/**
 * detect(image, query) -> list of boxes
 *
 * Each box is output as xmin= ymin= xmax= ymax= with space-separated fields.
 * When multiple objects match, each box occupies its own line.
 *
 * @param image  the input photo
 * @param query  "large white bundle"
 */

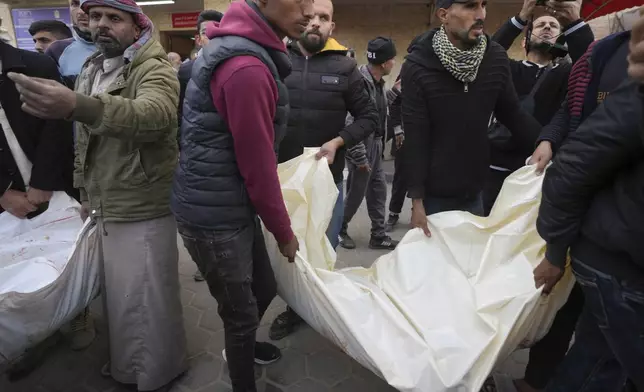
xmin=0 ymin=193 xmax=100 ymax=364
xmin=264 ymin=149 xmax=573 ymax=392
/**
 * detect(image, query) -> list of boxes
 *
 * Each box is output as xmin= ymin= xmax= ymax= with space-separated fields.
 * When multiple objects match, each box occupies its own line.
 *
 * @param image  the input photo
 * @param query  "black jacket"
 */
xmin=277 ymin=40 xmax=377 ymax=183
xmin=537 ymin=80 xmax=644 ymax=281
xmin=489 ymin=18 xmax=594 ymax=170
xmin=177 ymin=59 xmax=194 ymax=132
xmin=0 ymin=42 xmax=75 ymax=210
xmin=401 ymin=29 xmax=542 ymax=199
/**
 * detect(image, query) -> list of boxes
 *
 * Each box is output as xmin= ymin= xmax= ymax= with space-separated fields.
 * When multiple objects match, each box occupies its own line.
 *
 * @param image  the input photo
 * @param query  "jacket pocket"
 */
xmin=116 ymin=149 xmax=150 ymax=188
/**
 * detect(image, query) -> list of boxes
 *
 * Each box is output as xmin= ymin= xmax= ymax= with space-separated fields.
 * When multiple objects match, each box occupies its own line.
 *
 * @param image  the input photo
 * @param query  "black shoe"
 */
xmin=269 ymin=309 xmax=304 ymax=341
xmin=385 ymin=214 xmax=400 ymax=232
xmin=222 ymin=342 xmax=282 ymax=365
xmin=339 ymin=231 xmax=356 ymax=249
xmin=369 ymin=235 xmax=399 ymax=250
xmin=193 ymin=270 xmax=205 ymax=282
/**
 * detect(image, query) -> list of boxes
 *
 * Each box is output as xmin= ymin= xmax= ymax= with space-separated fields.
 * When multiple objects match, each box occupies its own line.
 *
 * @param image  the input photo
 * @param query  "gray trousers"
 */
xmin=344 ymin=135 xmax=387 ymax=238
xmin=98 ymin=214 xmax=187 ymax=391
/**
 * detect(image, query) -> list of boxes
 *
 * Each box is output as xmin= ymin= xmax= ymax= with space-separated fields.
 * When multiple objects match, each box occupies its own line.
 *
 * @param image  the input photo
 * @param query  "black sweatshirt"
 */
xmin=489 ymin=17 xmax=594 ymax=171
xmin=401 ymin=29 xmax=542 ymax=199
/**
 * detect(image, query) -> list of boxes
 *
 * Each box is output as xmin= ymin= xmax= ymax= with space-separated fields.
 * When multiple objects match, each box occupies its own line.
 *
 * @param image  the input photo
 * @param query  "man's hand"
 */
xmin=6 ymin=72 xmax=77 ymax=120
xmin=357 ymin=163 xmax=371 ymax=173
xmin=278 ymin=235 xmax=300 ymax=263
xmin=628 ymin=7 xmax=644 ymax=84
xmin=395 ymin=134 xmax=405 ymax=149
xmin=411 ymin=199 xmax=431 ymax=237
xmin=529 ymin=141 xmax=553 ymax=175
xmin=534 ymin=257 xmax=564 ymax=295
xmin=546 ymin=0 xmax=582 ymax=27
xmin=26 ymin=188 xmax=53 ymax=206
xmin=0 ymin=190 xmax=37 ymax=218
xmin=80 ymin=201 xmax=91 ymax=222
xmin=316 ymin=137 xmax=345 ymax=165
xmin=519 ymin=0 xmax=537 ymax=21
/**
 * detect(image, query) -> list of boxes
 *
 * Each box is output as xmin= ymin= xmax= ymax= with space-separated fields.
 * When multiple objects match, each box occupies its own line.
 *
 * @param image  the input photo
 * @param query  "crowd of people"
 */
xmin=0 ymin=0 xmax=642 ymax=391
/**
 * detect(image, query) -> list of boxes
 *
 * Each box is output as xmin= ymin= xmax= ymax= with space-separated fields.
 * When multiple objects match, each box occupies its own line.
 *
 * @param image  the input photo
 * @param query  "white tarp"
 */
xmin=0 ymin=193 xmax=100 ymax=364
xmin=0 ymin=149 xmax=573 ymax=390
xmin=264 ymin=149 xmax=574 ymax=392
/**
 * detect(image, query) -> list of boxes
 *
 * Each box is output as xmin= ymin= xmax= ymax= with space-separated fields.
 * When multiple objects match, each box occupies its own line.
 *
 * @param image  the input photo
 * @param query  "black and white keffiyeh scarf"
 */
xmin=432 ymin=26 xmax=487 ymax=83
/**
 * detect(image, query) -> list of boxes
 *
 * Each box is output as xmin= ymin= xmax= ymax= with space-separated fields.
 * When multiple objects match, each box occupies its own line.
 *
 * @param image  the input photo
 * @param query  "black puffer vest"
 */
xmin=171 ymin=35 xmax=290 ymax=230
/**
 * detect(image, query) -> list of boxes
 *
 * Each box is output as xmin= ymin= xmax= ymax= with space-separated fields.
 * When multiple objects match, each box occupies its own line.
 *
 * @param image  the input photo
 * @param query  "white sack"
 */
xmin=264 ymin=149 xmax=574 ymax=392
xmin=0 ymin=192 xmax=100 ymax=363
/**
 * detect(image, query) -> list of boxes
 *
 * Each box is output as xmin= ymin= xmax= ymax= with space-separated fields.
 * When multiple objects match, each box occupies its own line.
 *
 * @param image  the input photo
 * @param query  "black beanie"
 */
xmin=367 ymin=37 xmax=397 ymax=65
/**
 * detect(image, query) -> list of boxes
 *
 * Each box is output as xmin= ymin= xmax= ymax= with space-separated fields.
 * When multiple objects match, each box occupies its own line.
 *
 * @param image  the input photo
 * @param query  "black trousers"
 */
xmin=389 ymin=143 xmax=407 ymax=214
xmin=178 ymin=218 xmax=277 ymax=392
xmin=525 ymin=282 xmax=585 ymax=388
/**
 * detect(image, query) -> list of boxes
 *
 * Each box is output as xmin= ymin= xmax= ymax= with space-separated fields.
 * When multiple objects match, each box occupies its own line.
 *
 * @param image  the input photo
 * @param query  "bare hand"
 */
xmin=0 ymin=190 xmax=37 ymax=218
xmin=26 ymin=187 xmax=53 ymax=206
xmin=519 ymin=0 xmax=538 ymax=21
xmin=395 ymin=134 xmax=405 ymax=149
xmin=316 ymin=137 xmax=344 ymax=165
xmin=546 ymin=0 xmax=582 ymax=26
xmin=278 ymin=235 xmax=300 ymax=263
xmin=628 ymin=8 xmax=644 ymax=84
xmin=357 ymin=163 xmax=371 ymax=173
xmin=529 ymin=141 xmax=553 ymax=175
xmin=533 ymin=257 xmax=564 ymax=295
xmin=80 ymin=201 xmax=90 ymax=222
xmin=411 ymin=200 xmax=431 ymax=237
xmin=7 ymin=72 xmax=77 ymax=119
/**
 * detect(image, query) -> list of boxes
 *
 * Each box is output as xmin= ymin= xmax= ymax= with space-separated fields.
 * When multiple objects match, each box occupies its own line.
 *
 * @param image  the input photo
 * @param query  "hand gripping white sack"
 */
xmin=0 ymin=192 xmax=100 ymax=364
xmin=263 ymin=149 xmax=573 ymax=392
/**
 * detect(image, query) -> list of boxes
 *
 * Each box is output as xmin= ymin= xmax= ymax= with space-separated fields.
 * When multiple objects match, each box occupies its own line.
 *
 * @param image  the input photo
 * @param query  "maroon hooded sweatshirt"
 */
xmin=206 ymin=1 xmax=294 ymax=244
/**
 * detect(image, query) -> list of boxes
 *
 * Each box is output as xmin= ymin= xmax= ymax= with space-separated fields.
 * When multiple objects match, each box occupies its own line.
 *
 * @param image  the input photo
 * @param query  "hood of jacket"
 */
xmin=405 ymin=27 xmax=492 ymax=71
xmin=205 ymin=0 xmax=287 ymax=55
xmin=287 ymin=37 xmax=349 ymax=57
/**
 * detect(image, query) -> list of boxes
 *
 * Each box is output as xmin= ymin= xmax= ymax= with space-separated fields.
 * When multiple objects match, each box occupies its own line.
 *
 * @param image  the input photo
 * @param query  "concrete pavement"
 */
xmin=0 ymin=187 xmax=529 ymax=392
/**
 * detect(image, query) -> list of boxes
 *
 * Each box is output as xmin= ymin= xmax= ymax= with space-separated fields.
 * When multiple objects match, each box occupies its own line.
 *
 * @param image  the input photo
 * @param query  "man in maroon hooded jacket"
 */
xmin=171 ymin=1 xmax=314 ymax=391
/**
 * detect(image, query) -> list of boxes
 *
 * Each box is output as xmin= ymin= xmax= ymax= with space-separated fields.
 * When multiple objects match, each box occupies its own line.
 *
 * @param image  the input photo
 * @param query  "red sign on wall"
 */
xmin=171 ymin=12 xmax=200 ymax=29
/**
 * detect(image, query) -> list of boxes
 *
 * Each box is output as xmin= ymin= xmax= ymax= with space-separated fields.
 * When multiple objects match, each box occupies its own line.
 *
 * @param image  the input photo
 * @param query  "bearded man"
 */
xmin=10 ymin=0 xmax=187 ymax=390
xmin=402 ymin=0 xmax=542 ymax=235
xmin=270 ymin=0 xmax=377 ymax=340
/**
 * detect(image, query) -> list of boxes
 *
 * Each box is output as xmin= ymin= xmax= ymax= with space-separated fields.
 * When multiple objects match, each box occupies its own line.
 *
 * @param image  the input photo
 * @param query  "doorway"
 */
xmin=160 ymin=30 xmax=197 ymax=61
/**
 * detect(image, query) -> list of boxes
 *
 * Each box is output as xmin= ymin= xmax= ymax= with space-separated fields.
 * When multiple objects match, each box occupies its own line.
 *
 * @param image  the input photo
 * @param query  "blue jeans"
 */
xmin=423 ymin=192 xmax=484 ymax=216
xmin=326 ymin=182 xmax=344 ymax=250
xmin=545 ymin=260 xmax=644 ymax=392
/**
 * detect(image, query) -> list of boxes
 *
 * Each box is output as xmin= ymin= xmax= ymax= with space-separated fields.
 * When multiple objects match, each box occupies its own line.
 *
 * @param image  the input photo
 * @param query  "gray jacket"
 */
xmin=346 ymin=65 xmax=401 ymax=166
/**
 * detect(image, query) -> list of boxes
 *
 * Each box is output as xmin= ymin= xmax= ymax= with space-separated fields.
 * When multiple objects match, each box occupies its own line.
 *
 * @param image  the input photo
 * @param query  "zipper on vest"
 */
xmin=464 ymin=83 xmax=469 ymax=93
xmin=303 ymin=56 xmax=309 ymax=92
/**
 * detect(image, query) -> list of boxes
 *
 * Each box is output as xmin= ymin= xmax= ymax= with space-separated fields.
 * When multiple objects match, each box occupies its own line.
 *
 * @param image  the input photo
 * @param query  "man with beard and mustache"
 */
xmin=10 ymin=0 xmax=187 ymax=390
xmin=483 ymin=0 xmax=593 ymax=216
xmin=480 ymin=2 xmax=593 ymax=392
xmin=402 ymin=0 xmax=542 ymax=235
xmin=46 ymin=0 xmax=97 ymax=87
xmin=268 ymin=0 xmax=378 ymax=341
xmin=340 ymin=37 xmax=400 ymax=251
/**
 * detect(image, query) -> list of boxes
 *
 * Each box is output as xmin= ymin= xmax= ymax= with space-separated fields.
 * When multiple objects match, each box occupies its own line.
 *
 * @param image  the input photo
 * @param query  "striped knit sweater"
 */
xmin=567 ymin=40 xmax=598 ymax=132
